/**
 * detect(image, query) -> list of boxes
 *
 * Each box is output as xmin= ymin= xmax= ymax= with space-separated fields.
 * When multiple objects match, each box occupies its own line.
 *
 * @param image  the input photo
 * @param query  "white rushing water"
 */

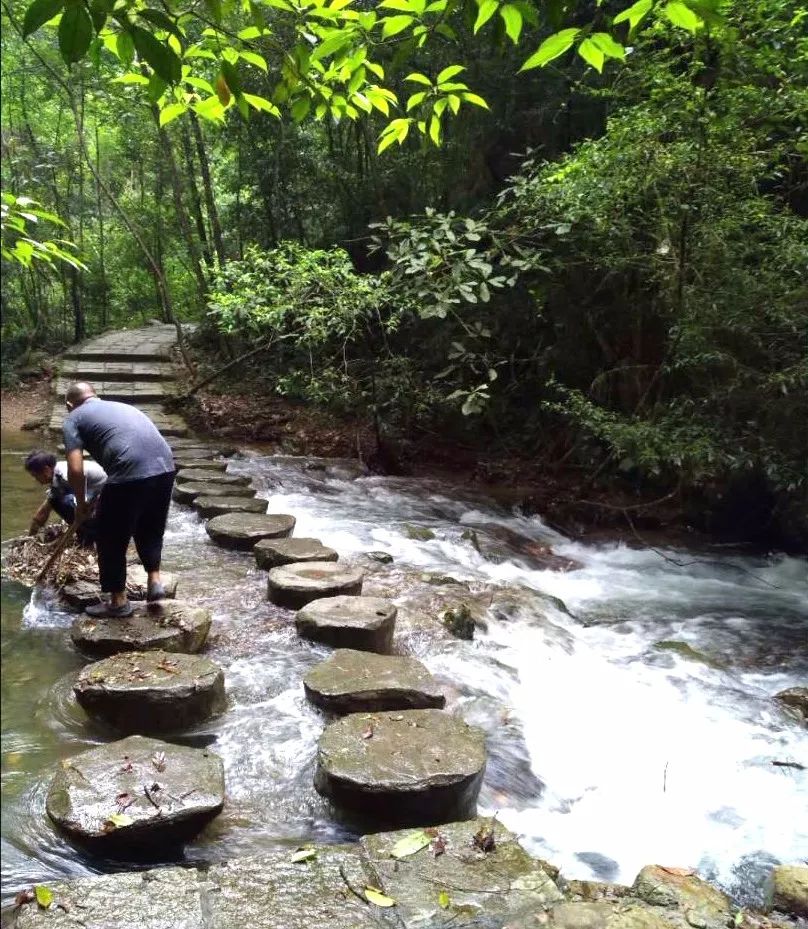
xmin=12 ymin=452 xmax=808 ymax=905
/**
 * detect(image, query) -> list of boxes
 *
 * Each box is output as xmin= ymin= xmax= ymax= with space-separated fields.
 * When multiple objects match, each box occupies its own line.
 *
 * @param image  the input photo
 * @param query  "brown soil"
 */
xmin=1 ymin=377 xmax=52 ymax=432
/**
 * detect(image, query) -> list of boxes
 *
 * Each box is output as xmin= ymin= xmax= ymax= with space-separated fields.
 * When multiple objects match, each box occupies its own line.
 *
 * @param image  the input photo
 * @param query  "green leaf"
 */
xmin=291 ymin=96 xmax=311 ymax=121
xmin=243 ymin=92 xmax=280 ymax=115
xmin=239 ymin=49 xmax=267 ymax=71
xmin=590 ymin=31 xmax=625 ymax=58
xmin=381 ymin=14 xmax=414 ymax=37
xmin=473 ymin=0 xmax=498 ymax=33
xmin=379 ymin=0 xmax=413 ymax=9
xmin=520 ymin=27 xmax=579 ymax=70
xmin=664 ymin=0 xmax=702 ymax=31
xmin=612 ymin=0 xmax=652 ymax=31
xmin=237 ymin=25 xmax=262 ymax=38
xmin=220 ymin=59 xmax=241 ymax=94
xmin=311 ymin=31 xmax=351 ymax=61
xmin=116 ymin=30 xmax=134 ymax=65
xmin=404 ymin=71 xmax=431 ymax=85
xmin=437 ymin=64 xmax=464 ymax=84
xmin=390 ymin=830 xmax=431 ymax=859
xmin=113 ymin=71 xmax=149 ymax=84
xmin=132 ymin=26 xmax=181 ymax=82
xmin=194 ymin=95 xmax=226 ymax=120
xmin=438 ymin=889 xmax=451 ymax=909
xmin=105 ymin=813 xmax=133 ymax=828
xmin=23 ymin=0 xmax=64 ymax=37
xmin=364 ymin=887 xmax=396 ymax=907
xmin=59 ymin=1 xmax=93 ymax=64
xmin=577 ymin=37 xmax=604 ymax=71
xmin=461 ymin=92 xmax=488 ymax=108
xmin=499 ymin=4 xmax=522 ymax=42
xmin=290 ymin=847 xmax=318 ymax=863
xmin=138 ymin=8 xmax=183 ymax=42
xmin=159 ymin=101 xmax=187 ymax=125
xmin=184 ymin=75 xmax=214 ymax=93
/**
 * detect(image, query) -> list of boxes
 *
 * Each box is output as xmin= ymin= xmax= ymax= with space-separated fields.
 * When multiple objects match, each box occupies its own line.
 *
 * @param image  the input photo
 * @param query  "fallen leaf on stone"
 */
xmin=361 ymin=723 xmax=374 ymax=740
xmin=472 ymin=825 xmax=496 ymax=853
xmin=104 ymin=813 xmax=133 ymax=830
xmin=151 ymin=751 xmax=166 ymax=772
xmin=659 ymin=866 xmax=695 ymax=877
xmin=34 ymin=886 xmax=53 ymax=909
xmin=390 ymin=830 xmax=431 ymax=859
xmin=431 ymin=834 xmax=447 ymax=857
xmin=364 ymin=887 xmax=395 ymax=907
xmin=14 ymin=889 xmax=34 ymax=907
xmin=438 ymin=890 xmax=451 ymax=909
xmin=290 ymin=847 xmax=317 ymax=863
xmin=115 ymin=792 xmax=134 ymax=810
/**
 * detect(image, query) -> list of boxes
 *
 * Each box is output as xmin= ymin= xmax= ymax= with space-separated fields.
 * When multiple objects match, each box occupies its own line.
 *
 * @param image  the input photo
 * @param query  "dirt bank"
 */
xmin=1 ymin=377 xmax=51 ymax=432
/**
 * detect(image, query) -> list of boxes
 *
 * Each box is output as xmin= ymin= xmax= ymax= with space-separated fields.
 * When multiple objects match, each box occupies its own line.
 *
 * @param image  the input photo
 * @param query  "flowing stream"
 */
xmin=2 ymin=430 xmax=806 ymax=909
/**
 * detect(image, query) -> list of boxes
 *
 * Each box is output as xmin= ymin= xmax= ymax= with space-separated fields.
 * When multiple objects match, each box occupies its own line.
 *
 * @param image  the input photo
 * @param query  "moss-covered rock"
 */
xmin=404 ymin=524 xmax=436 ymax=541
xmin=631 ymin=865 xmax=732 ymax=929
xmin=769 ymin=865 xmax=808 ymax=917
xmin=443 ymin=604 xmax=475 ymax=640
xmin=774 ymin=687 xmax=808 ymax=721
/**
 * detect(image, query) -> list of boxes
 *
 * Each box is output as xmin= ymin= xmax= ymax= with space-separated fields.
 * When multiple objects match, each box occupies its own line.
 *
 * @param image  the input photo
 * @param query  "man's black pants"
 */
xmin=95 ymin=471 xmax=176 ymax=593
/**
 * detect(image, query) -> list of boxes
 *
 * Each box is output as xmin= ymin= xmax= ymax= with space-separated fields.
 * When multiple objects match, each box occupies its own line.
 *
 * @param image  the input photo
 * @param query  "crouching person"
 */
xmin=25 ymin=450 xmax=106 ymax=546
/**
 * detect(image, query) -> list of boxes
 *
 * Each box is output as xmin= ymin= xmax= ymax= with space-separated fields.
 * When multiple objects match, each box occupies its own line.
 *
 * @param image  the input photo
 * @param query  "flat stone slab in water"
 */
xmin=70 ymin=601 xmax=212 ymax=658
xmin=295 ymin=596 xmax=396 ymax=653
xmin=169 ymin=438 xmax=237 ymax=455
xmin=173 ymin=481 xmax=255 ymax=504
xmin=62 ymin=570 xmax=177 ymax=609
xmin=46 ymin=734 xmax=224 ymax=851
xmin=74 ymin=651 xmax=226 ymax=733
xmin=194 ymin=495 xmax=267 ymax=519
xmin=304 ymin=649 xmax=445 ymax=714
xmin=174 ymin=457 xmax=227 ymax=472
xmin=176 ymin=468 xmax=250 ymax=486
xmin=314 ymin=708 xmax=486 ymax=825
xmin=254 ymin=537 xmax=338 ymax=570
xmin=268 ymin=563 xmax=364 ymax=610
xmin=206 ymin=512 xmax=296 ymax=551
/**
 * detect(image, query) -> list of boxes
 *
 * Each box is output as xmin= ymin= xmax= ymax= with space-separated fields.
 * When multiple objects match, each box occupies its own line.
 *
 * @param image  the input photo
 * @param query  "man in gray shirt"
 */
xmin=25 ymin=450 xmax=107 ymax=545
xmin=63 ymin=382 xmax=177 ymax=617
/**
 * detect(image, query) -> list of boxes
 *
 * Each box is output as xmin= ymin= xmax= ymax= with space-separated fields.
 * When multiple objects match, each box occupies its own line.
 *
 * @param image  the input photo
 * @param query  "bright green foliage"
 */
xmin=1 ymin=192 xmax=85 ymax=269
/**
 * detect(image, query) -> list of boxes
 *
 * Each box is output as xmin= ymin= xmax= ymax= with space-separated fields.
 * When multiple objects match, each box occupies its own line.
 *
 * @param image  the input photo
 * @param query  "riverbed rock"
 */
xmin=194 ymin=495 xmax=267 ymax=518
xmin=632 ymin=865 xmax=732 ymax=929
xmin=174 ymin=457 xmax=228 ymax=472
xmin=254 ymin=537 xmax=338 ymax=570
xmin=362 ymin=816 xmax=562 ymax=925
xmin=175 ymin=468 xmax=251 ymax=486
xmin=205 ymin=512 xmax=295 ymax=551
xmin=304 ymin=649 xmax=445 ymax=714
xmin=61 ymin=580 xmax=102 ymax=609
xmin=268 ymin=563 xmax=364 ymax=609
xmin=295 ymin=596 xmax=397 ymax=652
xmin=73 ymin=651 xmax=226 ymax=733
xmin=45 ymin=735 xmax=224 ymax=851
xmin=769 ymin=865 xmax=808 ymax=917
xmin=70 ymin=601 xmax=212 ymax=658
xmin=314 ymin=708 xmax=486 ymax=825
xmin=404 ymin=524 xmax=436 ymax=541
xmin=169 ymin=439 xmax=237 ymax=456
xmin=366 ymin=551 xmax=394 ymax=564
xmin=547 ymin=900 xmax=674 ymax=929
xmin=464 ymin=523 xmax=583 ymax=572
xmin=172 ymin=481 xmax=256 ymax=504
xmin=774 ymin=687 xmax=808 ymax=721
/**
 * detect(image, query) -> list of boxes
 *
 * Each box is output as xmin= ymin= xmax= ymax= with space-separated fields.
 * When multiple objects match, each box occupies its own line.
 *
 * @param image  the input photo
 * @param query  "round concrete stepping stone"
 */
xmin=268 ymin=564 xmax=364 ymax=610
xmin=194 ymin=495 xmax=267 ymax=519
xmin=315 ymin=709 xmax=486 ymax=825
xmin=176 ymin=469 xmax=250 ymax=486
xmin=46 ymin=734 xmax=224 ymax=850
xmin=173 ymin=481 xmax=256 ymax=504
xmin=74 ymin=651 xmax=226 ymax=733
xmin=205 ymin=513 xmax=296 ymax=551
xmin=304 ymin=649 xmax=445 ymax=714
xmin=175 ymin=458 xmax=227 ymax=472
xmin=295 ymin=596 xmax=396 ymax=653
xmin=71 ymin=601 xmax=212 ymax=658
xmin=254 ymin=537 xmax=338 ymax=570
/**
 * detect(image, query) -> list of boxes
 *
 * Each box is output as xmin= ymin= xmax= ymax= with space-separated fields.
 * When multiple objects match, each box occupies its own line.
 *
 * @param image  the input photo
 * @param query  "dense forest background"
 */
xmin=1 ymin=0 xmax=806 ymax=547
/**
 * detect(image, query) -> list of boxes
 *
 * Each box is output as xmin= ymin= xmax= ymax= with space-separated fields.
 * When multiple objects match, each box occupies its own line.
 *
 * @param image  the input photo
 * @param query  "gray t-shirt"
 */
xmin=62 ymin=398 xmax=174 ymax=485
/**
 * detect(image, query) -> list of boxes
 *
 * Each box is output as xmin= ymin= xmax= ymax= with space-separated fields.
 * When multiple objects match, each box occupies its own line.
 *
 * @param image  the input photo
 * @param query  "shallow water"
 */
xmin=2 ymin=434 xmax=806 ymax=908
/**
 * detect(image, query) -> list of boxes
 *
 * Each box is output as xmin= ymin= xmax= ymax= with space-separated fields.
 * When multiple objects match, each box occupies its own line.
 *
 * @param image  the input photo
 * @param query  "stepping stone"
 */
xmin=175 ymin=458 xmax=227 ymax=472
xmin=173 ymin=481 xmax=255 ymax=504
xmin=46 ymin=734 xmax=224 ymax=851
xmin=127 ymin=566 xmax=178 ymax=601
xmin=176 ymin=469 xmax=250 ymax=486
xmin=61 ymin=580 xmax=103 ymax=610
xmin=304 ymin=649 xmax=445 ymax=714
xmin=268 ymin=564 xmax=364 ymax=610
xmin=295 ymin=596 xmax=396 ymax=653
xmin=71 ymin=601 xmax=212 ymax=658
xmin=195 ymin=496 xmax=266 ymax=519
xmin=169 ymin=439 xmax=237 ymax=455
xmin=74 ymin=651 xmax=226 ymax=733
xmin=205 ymin=513 xmax=296 ymax=551
xmin=314 ymin=709 xmax=486 ymax=826
xmin=254 ymin=537 xmax=338 ymax=570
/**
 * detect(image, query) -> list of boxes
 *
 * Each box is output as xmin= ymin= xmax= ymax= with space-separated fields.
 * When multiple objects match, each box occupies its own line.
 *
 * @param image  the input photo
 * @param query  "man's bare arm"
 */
xmin=66 ymin=449 xmax=86 ymax=506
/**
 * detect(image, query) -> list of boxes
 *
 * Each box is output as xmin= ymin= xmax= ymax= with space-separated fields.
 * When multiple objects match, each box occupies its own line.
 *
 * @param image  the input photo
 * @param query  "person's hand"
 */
xmin=75 ymin=500 xmax=92 ymax=524
xmin=29 ymin=516 xmax=45 ymax=536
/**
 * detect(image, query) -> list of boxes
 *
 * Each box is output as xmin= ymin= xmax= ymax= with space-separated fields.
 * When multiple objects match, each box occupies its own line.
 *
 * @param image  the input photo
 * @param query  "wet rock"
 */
xmin=268 ymin=563 xmax=364 ymax=610
xmin=205 ymin=512 xmax=295 ymax=551
xmin=443 ymin=603 xmax=475 ymax=640
xmin=172 ymin=481 xmax=255 ymax=504
xmin=769 ymin=865 xmax=808 ymax=917
xmin=74 ymin=651 xmax=226 ymax=733
xmin=70 ymin=601 xmax=212 ymax=658
xmin=362 ymin=816 xmax=562 ymax=925
xmin=366 ymin=551 xmax=394 ymax=564
xmin=254 ymin=537 xmax=338 ymax=570
xmin=295 ymin=596 xmax=395 ymax=652
xmin=46 ymin=734 xmax=224 ymax=851
xmin=126 ymin=566 xmax=178 ymax=601
xmin=21 ymin=415 xmax=46 ymax=431
xmin=774 ymin=687 xmax=808 ymax=720
xmin=174 ymin=457 xmax=227 ymax=472
xmin=304 ymin=648 xmax=445 ymax=714
xmin=632 ymin=865 xmax=732 ymax=928
xmin=547 ymin=900 xmax=673 ymax=929
xmin=175 ymin=468 xmax=250 ymax=486
xmin=404 ymin=524 xmax=436 ymax=541
xmin=61 ymin=580 xmax=102 ymax=610
xmin=194 ymin=495 xmax=267 ymax=518
xmin=566 ymin=880 xmax=632 ymax=902
xmin=314 ymin=708 xmax=486 ymax=826
xmin=169 ymin=439 xmax=237 ymax=456
xmin=653 ymin=641 xmax=726 ymax=670
xmin=465 ymin=523 xmax=582 ymax=572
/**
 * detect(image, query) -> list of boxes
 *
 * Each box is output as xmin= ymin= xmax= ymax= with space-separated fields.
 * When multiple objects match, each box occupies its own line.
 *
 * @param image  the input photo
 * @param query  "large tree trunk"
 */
xmin=179 ymin=122 xmax=213 ymax=267
xmin=190 ymin=112 xmax=226 ymax=264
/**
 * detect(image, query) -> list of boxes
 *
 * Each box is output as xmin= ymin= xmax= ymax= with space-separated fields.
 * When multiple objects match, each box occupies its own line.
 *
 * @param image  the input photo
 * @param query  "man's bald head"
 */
xmin=65 ymin=382 xmax=96 ymax=410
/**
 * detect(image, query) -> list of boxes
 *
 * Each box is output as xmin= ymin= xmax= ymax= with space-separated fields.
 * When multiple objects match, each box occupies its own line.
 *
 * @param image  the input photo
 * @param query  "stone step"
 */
xmin=194 ymin=495 xmax=268 ymax=519
xmin=74 ymin=651 xmax=226 ymax=733
xmin=49 ymin=410 xmax=189 ymax=438
xmin=304 ymin=649 xmax=445 ymax=714
xmin=295 ymin=596 xmax=396 ymax=653
xmin=46 ymin=734 xmax=224 ymax=852
xmin=314 ymin=709 xmax=486 ymax=827
xmin=70 ymin=601 xmax=212 ymax=658
xmin=205 ymin=512 xmax=295 ymax=551
xmin=173 ymin=482 xmax=256 ymax=505
xmin=268 ymin=563 xmax=364 ymax=610
xmin=175 ymin=457 xmax=227 ymax=472
xmin=254 ymin=537 xmax=338 ymax=570
xmin=63 ymin=349 xmax=173 ymax=363
xmin=176 ymin=468 xmax=250 ymax=486
xmin=58 ymin=361 xmax=177 ymax=382
xmin=54 ymin=379 xmax=172 ymax=403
